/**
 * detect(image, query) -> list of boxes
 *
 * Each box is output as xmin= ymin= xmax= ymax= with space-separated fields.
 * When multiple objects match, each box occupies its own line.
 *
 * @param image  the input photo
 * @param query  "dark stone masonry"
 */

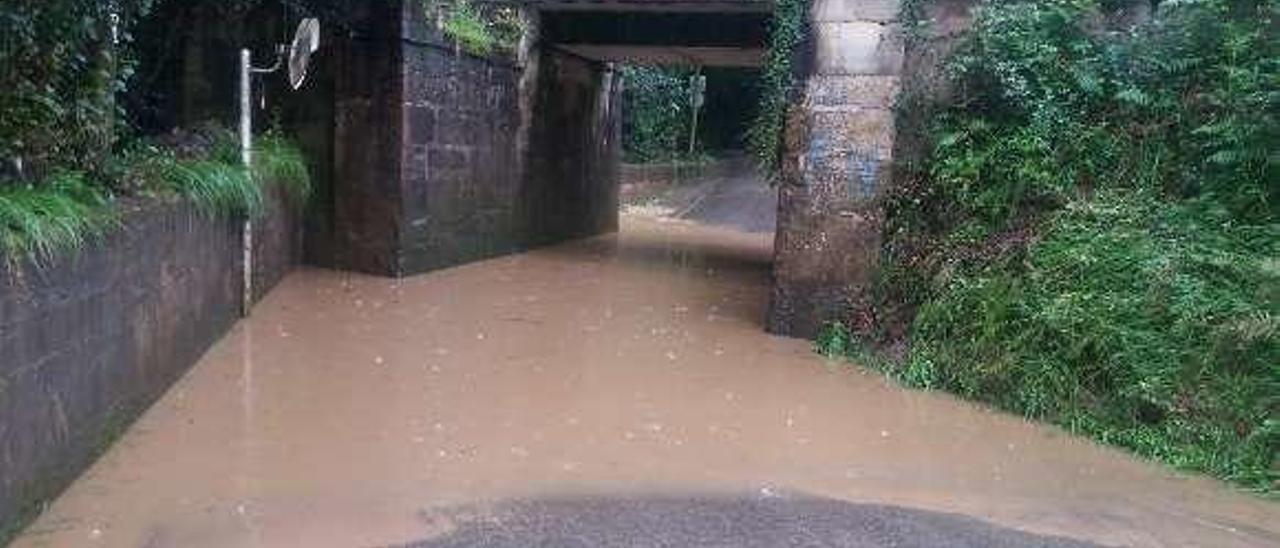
xmin=0 ymin=191 xmax=301 ymax=531
xmin=0 ymin=1 xmax=622 ymax=531
xmin=320 ymin=0 xmax=622 ymax=276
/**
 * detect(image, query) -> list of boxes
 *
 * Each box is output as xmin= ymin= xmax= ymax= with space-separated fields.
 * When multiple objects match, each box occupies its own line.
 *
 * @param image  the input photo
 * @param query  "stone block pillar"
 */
xmin=767 ymin=0 xmax=904 ymax=337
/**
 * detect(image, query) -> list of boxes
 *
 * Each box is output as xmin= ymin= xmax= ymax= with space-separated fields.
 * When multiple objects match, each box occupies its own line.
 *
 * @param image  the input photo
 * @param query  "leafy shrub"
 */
xmin=837 ymin=0 xmax=1280 ymax=492
xmin=621 ymin=65 xmax=696 ymax=163
xmin=0 ymin=0 xmax=158 ymax=180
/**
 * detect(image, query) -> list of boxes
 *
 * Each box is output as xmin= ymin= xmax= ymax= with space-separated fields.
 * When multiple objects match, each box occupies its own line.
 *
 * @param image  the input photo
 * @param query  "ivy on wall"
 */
xmin=745 ymin=0 xmax=808 ymax=177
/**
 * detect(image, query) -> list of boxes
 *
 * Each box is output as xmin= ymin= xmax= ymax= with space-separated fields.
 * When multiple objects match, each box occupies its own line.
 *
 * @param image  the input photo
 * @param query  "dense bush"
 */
xmin=620 ymin=64 xmax=698 ymax=163
xmin=826 ymin=0 xmax=1279 ymax=493
xmin=0 ymin=0 xmax=158 ymax=180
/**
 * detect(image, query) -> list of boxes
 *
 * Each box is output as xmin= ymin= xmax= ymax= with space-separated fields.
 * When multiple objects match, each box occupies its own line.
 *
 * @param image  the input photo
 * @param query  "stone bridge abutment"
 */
xmin=319 ymin=0 xmax=939 ymax=338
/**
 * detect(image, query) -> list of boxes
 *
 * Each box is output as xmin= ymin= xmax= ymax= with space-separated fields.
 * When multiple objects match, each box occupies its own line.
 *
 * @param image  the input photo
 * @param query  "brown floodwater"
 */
xmin=12 ymin=216 xmax=1280 ymax=547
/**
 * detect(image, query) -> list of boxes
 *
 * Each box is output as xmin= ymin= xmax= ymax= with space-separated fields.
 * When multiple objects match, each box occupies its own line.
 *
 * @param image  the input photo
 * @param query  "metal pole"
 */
xmin=239 ymin=49 xmax=254 ymax=317
xmin=688 ymin=71 xmax=704 ymax=157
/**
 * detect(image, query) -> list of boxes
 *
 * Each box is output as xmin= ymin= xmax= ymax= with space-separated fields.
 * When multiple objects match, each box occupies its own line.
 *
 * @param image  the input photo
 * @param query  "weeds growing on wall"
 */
xmin=823 ymin=0 xmax=1280 ymax=493
xmin=425 ymin=0 xmax=522 ymax=56
xmin=746 ymin=0 xmax=808 ymax=176
xmin=1 ymin=126 xmax=312 ymax=265
xmin=0 ymin=174 xmax=117 ymax=266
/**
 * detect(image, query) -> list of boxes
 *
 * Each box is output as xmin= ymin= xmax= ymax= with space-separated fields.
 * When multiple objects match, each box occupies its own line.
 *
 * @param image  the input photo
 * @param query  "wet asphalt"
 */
xmin=404 ymin=494 xmax=1103 ymax=548
xmin=626 ymin=156 xmax=778 ymax=234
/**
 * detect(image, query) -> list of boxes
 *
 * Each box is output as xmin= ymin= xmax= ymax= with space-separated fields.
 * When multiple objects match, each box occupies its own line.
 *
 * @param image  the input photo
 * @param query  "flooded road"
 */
xmin=13 ymin=216 xmax=1280 ymax=547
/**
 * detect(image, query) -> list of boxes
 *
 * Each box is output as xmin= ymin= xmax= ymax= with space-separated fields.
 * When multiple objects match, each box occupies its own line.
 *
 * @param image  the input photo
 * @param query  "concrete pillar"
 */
xmin=767 ymin=0 xmax=904 ymax=337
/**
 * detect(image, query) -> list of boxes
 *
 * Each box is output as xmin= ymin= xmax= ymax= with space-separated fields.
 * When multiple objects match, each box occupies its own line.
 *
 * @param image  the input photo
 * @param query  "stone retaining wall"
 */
xmin=0 ymin=190 xmax=302 ymax=535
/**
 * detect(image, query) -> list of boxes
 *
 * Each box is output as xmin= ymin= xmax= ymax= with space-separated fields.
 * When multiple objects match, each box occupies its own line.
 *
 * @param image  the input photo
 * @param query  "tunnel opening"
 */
xmin=616 ymin=64 xmax=776 ymax=236
xmin=534 ymin=0 xmax=779 ymax=252
xmin=529 ymin=1 xmax=780 ymax=328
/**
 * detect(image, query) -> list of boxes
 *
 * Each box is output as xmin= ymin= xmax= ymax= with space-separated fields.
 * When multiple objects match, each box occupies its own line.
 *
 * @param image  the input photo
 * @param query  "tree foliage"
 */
xmin=0 ymin=0 xmax=158 ymax=181
xmin=620 ymin=64 xmax=697 ymax=163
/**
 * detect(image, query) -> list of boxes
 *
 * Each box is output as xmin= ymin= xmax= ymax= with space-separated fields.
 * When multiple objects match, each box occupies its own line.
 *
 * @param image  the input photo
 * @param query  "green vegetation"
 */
xmin=745 ymin=0 xmax=808 ymax=176
xmin=1 ymin=0 xmax=158 ymax=179
xmin=0 ymin=173 xmax=116 ymax=266
xmin=253 ymin=132 xmax=313 ymax=204
xmin=1 ymin=127 xmax=312 ymax=264
xmin=1 ymin=1 xmax=312 ymax=266
xmin=426 ymin=0 xmax=522 ymax=57
xmin=822 ymin=0 xmax=1279 ymax=493
xmin=621 ymin=65 xmax=700 ymax=163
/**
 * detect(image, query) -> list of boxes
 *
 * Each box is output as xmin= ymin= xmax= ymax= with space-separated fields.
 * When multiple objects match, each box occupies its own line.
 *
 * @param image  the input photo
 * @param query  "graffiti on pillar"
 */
xmin=804 ymin=135 xmax=882 ymax=201
xmin=805 ymin=136 xmax=829 ymax=185
xmin=846 ymin=147 xmax=882 ymax=200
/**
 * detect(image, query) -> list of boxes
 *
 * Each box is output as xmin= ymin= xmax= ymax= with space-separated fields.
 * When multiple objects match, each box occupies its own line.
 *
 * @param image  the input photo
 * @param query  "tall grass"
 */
xmin=0 ymin=130 xmax=312 ymax=266
xmin=888 ymin=193 xmax=1279 ymax=491
xmin=0 ymin=172 xmax=116 ymax=266
xmin=253 ymin=131 xmax=312 ymax=203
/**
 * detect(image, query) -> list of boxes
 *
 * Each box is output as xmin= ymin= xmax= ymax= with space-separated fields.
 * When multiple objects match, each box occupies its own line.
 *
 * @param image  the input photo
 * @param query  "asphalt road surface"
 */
xmin=405 ymin=494 xmax=1103 ymax=548
xmin=624 ymin=156 xmax=777 ymax=233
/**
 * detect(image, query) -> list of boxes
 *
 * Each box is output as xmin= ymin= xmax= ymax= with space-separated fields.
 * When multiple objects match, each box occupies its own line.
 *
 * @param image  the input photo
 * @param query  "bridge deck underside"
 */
xmin=537 ymin=6 xmax=772 ymax=67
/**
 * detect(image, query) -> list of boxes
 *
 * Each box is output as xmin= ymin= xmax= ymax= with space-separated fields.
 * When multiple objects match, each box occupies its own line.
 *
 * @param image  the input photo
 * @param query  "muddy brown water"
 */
xmin=13 ymin=216 xmax=1280 ymax=547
